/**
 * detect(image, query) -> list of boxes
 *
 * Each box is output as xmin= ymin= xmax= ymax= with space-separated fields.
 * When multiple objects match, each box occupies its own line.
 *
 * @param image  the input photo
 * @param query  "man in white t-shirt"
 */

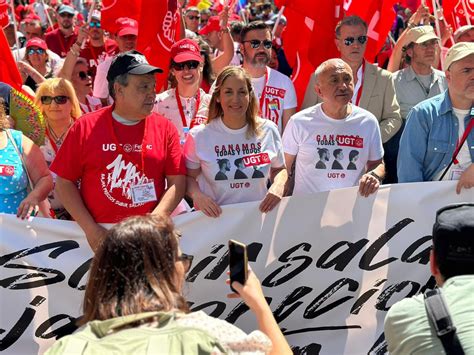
xmin=240 ymin=21 xmax=297 ymax=134
xmin=398 ymin=42 xmax=474 ymax=194
xmin=282 ymin=58 xmax=385 ymax=196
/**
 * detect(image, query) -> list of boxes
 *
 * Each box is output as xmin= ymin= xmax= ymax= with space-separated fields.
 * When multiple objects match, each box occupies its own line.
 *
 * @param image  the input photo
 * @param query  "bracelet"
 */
xmin=369 ymin=171 xmax=383 ymax=182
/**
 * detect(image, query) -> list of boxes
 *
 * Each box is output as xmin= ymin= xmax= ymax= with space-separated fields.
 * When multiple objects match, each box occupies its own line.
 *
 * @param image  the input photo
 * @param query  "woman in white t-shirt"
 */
xmin=184 ymin=66 xmax=287 ymax=217
xmin=154 ymin=38 xmax=211 ymax=145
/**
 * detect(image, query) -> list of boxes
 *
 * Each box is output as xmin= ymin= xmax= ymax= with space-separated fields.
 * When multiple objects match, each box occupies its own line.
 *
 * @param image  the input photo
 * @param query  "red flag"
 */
xmin=444 ymin=0 xmax=474 ymax=27
xmin=136 ymin=0 xmax=180 ymax=92
xmin=101 ymin=0 xmax=141 ymax=35
xmin=0 ymin=28 xmax=23 ymax=91
xmin=345 ymin=0 xmax=398 ymax=62
xmin=0 ymin=0 xmax=9 ymax=29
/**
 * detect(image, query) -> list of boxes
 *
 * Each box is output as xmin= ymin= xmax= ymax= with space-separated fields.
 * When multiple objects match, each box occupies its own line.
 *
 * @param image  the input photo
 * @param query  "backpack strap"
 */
xmin=424 ymin=289 xmax=465 ymax=355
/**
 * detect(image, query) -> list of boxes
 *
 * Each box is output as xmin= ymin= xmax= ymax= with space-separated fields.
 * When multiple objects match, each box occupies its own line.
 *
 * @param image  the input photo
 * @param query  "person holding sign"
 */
xmin=51 ymin=51 xmax=186 ymax=251
xmin=44 ymin=215 xmax=291 ymax=354
xmin=397 ymin=42 xmax=474 ymax=193
xmin=153 ymin=39 xmax=211 ymax=145
xmin=184 ymin=66 xmax=287 ymax=217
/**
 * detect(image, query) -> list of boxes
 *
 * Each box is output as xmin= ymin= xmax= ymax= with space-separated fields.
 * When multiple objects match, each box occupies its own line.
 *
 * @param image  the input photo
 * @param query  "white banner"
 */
xmin=0 ymin=181 xmax=472 ymax=354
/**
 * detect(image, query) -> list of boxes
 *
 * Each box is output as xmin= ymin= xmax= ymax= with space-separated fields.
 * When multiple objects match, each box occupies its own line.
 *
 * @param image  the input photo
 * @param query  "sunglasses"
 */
xmin=59 ymin=13 xmax=74 ymax=18
xmin=89 ymin=21 xmax=101 ymax=28
xmin=172 ymin=60 xmax=200 ymax=71
xmin=40 ymin=95 xmax=69 ymax=105
xmin=27 ymin=48 xmax=45 ymax=55
xmin=342 ymin=35 xmax=368 ymax=46
xmin=178 ymin=253 xmax=194 ymax=272
xmin=187 ymin=15 xmax=200 ymax=20
xmin=243 ymin=39 xmax=273 ymax=49
xmin=78 ymin=70 xmax=93 ymax=80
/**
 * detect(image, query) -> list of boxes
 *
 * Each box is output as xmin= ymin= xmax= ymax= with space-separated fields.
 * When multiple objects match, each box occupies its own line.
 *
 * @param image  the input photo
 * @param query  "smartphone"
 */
xmin=228 ymin=240 xmax=248 ymax=293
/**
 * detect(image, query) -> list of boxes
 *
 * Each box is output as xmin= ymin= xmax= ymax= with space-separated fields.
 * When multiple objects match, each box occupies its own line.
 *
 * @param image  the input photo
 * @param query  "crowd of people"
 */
xmin=1 ymin=0 xmax=474 ymax=353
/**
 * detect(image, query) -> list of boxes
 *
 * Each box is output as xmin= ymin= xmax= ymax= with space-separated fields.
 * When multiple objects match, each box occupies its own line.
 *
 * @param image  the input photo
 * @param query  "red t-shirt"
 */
xmin=50 ymin=106 xmax=186 ymax=223
xmin=45 ymin=28 xmax=78 ymax=58
xmin=79 ymin=39 xmax=118 ymax=78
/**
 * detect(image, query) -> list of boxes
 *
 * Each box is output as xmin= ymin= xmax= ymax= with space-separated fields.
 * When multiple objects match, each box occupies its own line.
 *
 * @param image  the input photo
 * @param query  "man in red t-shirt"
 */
xmin=78 ymin=10 xmax=118 ymax=79
xmin=44 ymin=4 xmax=78 ymax=57
xmin=51 ymin=51 xmax=186 ymax=251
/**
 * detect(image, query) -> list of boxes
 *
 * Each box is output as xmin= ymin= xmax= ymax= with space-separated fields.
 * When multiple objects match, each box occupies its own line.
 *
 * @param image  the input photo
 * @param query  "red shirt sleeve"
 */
xmin=50 ymin=120 xmax=84 ymax=182
xmin=164 ymin=119 xmax=186 ymax=176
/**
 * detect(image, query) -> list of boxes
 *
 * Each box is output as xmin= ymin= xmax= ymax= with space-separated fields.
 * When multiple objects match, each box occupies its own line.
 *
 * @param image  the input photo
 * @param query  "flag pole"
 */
xmin=431 ymin=0 xmax=444 ymax=70
xmin=9 ymin=0 xmax=21 ymax=58
xmin=39 ymin=0 xmax=54 ymax=30
xmin=272 ymin=5 xmax=285 ymax=38
xmin=435 ymin=0 xmax=456 ymax=45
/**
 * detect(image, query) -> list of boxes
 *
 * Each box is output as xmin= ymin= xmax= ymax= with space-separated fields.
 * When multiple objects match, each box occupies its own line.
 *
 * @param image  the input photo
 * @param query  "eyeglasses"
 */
xmin=178 ymin=253 xmax=194 ymax=272
xmin=89 ymin=21 xmax=101 ymax=28
xmin=172 ymin=60 xmax=200 ymax=71
xmin=78 ymin=70 xmax=93 ymax=80
xmin=341 ymin=35 xmax=368 ymax=46
xmin=27 ymin=48 xmax=45 ymax=55
xmin=187 ymin=15 xmax=200 ymax=20
xmin=243 ymin=39 xmax=273 ymax=49
xmin=59 ymin=13 xmax=74 ymax=18
xmin=40 ymin=95 xmax=70 ymax=105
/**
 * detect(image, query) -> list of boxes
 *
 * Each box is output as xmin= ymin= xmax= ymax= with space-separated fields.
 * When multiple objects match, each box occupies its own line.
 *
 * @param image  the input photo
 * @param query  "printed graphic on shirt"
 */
xmin=99 ymin=150 xmax=153 ymax=208
xmin=213 ymin=143 xmax=269 ymax=186
xmin=263 ymin=87 xmax=285 ymax=126
xmin=0 ymin=165 xmax=15 ymax=176
xmin=315 ymin=134 xmax=363 ymax=179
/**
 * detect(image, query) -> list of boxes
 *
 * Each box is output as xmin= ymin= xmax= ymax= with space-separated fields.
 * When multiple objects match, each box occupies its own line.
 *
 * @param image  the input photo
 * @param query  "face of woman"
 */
xmin=71 ymin=63 xmax=92 ymax=97
xmin=218 ymin=74 xmax=250 ymax=120
xmin=27 ymin=47 xmax=47 ymax=69
xmin=171 ymin=61 xmax=202 ymax=89
xmin=41 ymin=90 xmax=73 ymax=123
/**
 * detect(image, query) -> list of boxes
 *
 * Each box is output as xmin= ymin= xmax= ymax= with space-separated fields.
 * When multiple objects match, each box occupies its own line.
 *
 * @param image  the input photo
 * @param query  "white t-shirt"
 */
xmin=93 ymin=55 xmax=113 ymax=99
xmin=153 ymin=88 xmax=211 ymax=145
xmin=184 ymin=117 xmax=285 ymax=206
xmin=435 ymin=108 xmax=472 ymax=181
xmin=80 ymin=95 xmax=103 ymax=115
xmin=251 ymin=67 xmax=297 ymax=134
xmin=283 ymin=104 xmax=384 ymax=194
xmin=214 ymin=42 xmax=242 ymax=67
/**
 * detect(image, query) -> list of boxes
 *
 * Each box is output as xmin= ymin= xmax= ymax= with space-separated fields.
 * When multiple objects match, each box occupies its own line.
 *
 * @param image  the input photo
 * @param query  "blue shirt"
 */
xmin=0 ymin=129 xmax=28 ymax=214
xmin=398 ymin=90 xmax=474 ymax=182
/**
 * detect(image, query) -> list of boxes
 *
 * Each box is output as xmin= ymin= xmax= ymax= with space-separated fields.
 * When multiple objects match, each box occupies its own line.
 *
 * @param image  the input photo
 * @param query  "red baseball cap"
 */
xmin=26 ymin=38 xmax=48 ymax=50
xmin=171 ymin=39 xmax=203 ymax=63
xmin=199 ymin=16 xmax=220 ymax=36
xmin=116 ymin=17 xmax=138 ymax=37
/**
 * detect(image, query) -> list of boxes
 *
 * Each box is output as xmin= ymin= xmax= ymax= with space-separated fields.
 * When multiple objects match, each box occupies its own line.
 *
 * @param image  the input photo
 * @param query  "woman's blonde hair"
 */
xmin=207 ymin=66 xmax=261 ymax=137
xmin=0 ymin=99 xmax=9 ymax=131
xmin=34 ymin=78 xmax=81 ymax=120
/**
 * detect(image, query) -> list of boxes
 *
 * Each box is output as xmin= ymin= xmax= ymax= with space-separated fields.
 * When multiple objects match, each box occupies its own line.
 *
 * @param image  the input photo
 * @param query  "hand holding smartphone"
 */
xmin=228 ymin=240 xmax=248 ymax=293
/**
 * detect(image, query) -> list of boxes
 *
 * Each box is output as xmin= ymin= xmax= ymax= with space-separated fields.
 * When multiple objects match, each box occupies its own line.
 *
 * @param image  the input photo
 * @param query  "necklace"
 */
xmin=46 ymin=119 xmax=73 ymax=148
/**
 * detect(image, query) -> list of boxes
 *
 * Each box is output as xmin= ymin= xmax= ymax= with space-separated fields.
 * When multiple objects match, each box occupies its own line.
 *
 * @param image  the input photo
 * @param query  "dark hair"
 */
xmin=217 ymin=158 xmax=229 ymax=169
xmin=402 ymin=42 xmax=415 ymax=65
xmin=0 ymin=99 xmax=9 ymax=131
xmin=317 ymin=148 xmax=328 ymax=158
xmin=230 ymin=21 xmax=244 ymax=43
xmin=108 ymin=73 xmax=129 ymax=100
xmin=335 ymin=15 xmax=368 ymax=38
xmin=240 ymin=20 xmax=271 ymax=42
xmin=80 ymin=215 xmax=189 ymax=325
xmin=349 ymin=150 xmax=359 ymax=161
xmin=234 ymin=157 xmax=243 ymax=168
xmin=197 ymin=38 xmax=215 ymax=88
xmin=333 ymin=148 xmax=343 ymax=158
xmin=435 ymin=250 xmax=474 ymax=280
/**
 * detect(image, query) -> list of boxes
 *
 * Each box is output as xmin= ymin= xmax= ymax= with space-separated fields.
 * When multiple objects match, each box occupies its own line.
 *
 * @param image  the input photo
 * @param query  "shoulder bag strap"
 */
xmin=5 ymin=129 xmax=34 ymax=191
xmin=424 ymin=288 xmax=465 ymax=355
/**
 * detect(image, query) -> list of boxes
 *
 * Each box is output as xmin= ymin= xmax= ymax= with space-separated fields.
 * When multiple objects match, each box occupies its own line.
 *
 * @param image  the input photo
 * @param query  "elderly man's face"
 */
xmin=457 ymin=29 xmax=474 ymax=43
xmin=315 ymin=61 xmax=354 ymax=108
xmin=446 ymin=53 xmax=474 ymax=105
xmin=24 ymin=22 xmax=43 ymax=40
xmin=408 ymin=39 xmax=439 ymax=68
xmin=115 ymin=74 xmax=156 ymax=119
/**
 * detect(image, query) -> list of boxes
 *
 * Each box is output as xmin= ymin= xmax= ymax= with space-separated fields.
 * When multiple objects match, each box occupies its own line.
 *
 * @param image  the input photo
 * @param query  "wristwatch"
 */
xmin=370 ymin=171 xmax=383 ymax=183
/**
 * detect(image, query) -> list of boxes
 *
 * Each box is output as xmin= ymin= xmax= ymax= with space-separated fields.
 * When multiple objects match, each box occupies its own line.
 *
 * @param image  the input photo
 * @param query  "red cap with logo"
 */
xmin=26 ymin=38 xmax=48 ymax=50
xmin=170 ymin=38 xmax=203 ymax=63
xmin=115 ymin=17 xmax=138 ymax=37
xmin=199 ymin=16 xmax=221 ymax=36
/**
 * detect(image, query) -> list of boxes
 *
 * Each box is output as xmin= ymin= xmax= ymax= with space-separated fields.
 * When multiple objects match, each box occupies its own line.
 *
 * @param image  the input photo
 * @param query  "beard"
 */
xmin=244 ymin=50 xmax=270 ymax=68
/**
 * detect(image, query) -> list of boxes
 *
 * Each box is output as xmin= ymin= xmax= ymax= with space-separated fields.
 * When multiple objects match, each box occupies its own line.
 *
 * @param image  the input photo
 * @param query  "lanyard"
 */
xmin=453 ymin=116 xmax=474 ymax=165
xmin=258 ymin=68 xmax=269 ymax=116
xmin=175 ymin=87 xmax=201 ymax=129
xmin=80 ymin=97 xmax=93 ymax=114
xmin=45 ymin=129 xmax=59 ymax=154
xmin=354 ymin=61 xmax=365 ymax=106
xmin=108 ymin=114 xmax=149 ymax=172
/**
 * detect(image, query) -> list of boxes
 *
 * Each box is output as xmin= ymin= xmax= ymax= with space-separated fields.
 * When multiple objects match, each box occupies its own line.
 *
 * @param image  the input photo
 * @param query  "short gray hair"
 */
xmin=314 ymin=58 xmax=349 ymax=85
xmin=108 ymin=73 xmax=129 ymax=100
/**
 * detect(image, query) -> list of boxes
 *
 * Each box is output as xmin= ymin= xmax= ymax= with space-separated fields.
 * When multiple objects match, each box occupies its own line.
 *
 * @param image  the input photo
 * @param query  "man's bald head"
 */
xmin=314 ymin=58 xmax=352 ymax=85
